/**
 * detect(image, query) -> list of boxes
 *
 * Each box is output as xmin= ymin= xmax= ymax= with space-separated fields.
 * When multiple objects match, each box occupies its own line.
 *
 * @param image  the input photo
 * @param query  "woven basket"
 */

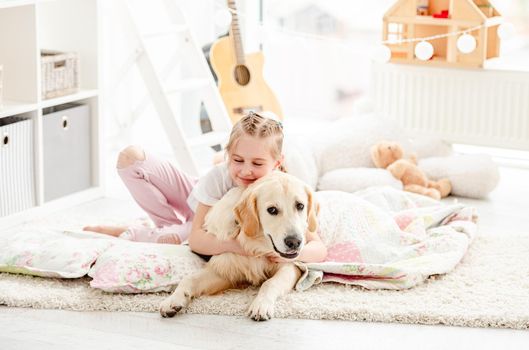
xmin=41 ymin=50 xmax=79 ymax=100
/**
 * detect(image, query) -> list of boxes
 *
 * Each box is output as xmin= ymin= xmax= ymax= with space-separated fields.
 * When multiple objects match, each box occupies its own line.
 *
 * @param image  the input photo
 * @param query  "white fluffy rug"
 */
xmin=1 ymin=232 xmax=528 ymax=330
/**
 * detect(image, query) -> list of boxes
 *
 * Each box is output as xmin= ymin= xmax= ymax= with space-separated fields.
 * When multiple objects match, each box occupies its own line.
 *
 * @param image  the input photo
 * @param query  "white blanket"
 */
xmin=295 ymin=187 xmax=477 ymax=290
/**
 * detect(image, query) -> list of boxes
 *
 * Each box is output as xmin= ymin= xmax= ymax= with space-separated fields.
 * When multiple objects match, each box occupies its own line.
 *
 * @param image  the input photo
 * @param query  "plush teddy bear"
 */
xmin=370 ymin=140 xmax=452 ymax=200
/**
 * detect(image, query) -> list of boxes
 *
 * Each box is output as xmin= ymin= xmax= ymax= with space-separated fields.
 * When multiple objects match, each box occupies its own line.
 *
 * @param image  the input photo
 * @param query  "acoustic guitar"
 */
xmin=209 ymin=0 xmax=283 ymax=124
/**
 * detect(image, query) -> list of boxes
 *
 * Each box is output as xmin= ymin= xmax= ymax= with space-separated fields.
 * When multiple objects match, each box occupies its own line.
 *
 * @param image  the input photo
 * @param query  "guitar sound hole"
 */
xmin=234 ymin=65 xmax=251 ymax=86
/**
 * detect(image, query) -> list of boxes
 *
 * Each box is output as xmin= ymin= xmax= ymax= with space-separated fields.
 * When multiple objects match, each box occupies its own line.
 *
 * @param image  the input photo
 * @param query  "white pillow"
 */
xmin=282 ymin=134 xmax=319 ymax=189
xmin=314 ymin=114 xmax=412 ymax=173
xmin=318 ymin=168 xmax=403 ymax=192
xmin=419 ymin=154 xmax=500 ymax=199
xmin=0 ymin=229 xmax=113 ymax=278
xmin=408 ymin=135 xmax=453 ymax=159
xmin=88 ymin=241 xmax=205 ymax=293
xmin=313 ymin=113 xmax=456 ymax=174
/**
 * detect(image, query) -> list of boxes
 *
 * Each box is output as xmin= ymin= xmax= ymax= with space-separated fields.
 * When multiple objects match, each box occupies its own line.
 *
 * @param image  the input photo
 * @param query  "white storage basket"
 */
xmin=43 ymin=103 xmax=91 ymax=201
xmin=0 ymin=116 xmax=36 ymax=217
xmin=41 ymin=50 xmax=79 ymax=99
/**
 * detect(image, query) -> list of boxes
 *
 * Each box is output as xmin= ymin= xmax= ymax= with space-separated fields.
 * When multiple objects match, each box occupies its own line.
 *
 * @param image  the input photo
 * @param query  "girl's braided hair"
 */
xmin=225 ymin=112 xmax=286 ymax=172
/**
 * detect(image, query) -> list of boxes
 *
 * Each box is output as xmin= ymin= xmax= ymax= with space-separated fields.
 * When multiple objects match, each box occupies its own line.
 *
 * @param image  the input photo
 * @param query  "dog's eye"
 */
xmin=267 ymin=207 xmax=279 ymax=216
xmin=295 ymin=202 xmax=305 ymax=211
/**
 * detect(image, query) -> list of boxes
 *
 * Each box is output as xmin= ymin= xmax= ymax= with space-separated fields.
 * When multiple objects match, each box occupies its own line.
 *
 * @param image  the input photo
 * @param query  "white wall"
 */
xmin=99 ymin=0 xmax=529 ymax=158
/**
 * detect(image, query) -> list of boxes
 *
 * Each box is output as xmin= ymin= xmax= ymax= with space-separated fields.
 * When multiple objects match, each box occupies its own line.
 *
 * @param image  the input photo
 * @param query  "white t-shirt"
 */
xmin=187 ymin=163 xmax=235 ymax=211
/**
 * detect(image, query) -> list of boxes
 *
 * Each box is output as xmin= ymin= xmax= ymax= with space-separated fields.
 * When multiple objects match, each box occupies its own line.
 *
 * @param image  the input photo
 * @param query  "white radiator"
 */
xmin=370 ymin=62 xmax=529 ymax=150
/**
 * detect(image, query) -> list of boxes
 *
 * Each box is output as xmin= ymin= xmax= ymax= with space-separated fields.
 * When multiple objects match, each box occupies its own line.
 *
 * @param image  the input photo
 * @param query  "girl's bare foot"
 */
xmin=83 ymin=225 xmax=128 ymax=237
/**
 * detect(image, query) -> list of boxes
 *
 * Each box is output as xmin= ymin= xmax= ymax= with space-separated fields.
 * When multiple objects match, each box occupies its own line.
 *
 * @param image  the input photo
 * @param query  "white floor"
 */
xmin=1 ymin=167 xmax=529 ymax=349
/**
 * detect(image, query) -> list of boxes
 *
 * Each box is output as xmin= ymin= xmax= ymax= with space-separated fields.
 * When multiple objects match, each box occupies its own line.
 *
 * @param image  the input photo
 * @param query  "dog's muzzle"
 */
xmin=267 ymin=234 xmax=302 ymax=259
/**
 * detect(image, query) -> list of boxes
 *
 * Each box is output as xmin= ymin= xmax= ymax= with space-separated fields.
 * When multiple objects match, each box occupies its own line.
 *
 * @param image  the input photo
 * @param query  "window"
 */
xmin=387 ymin=22 xmax=404 ymax=43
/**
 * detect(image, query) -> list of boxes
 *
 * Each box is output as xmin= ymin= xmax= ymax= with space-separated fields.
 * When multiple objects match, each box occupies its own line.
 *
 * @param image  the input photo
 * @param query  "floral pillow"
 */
xmin=0 ymin=229 xmax=114 ymax=278
xmin=88 ymin=240 xmax=205 ymax=293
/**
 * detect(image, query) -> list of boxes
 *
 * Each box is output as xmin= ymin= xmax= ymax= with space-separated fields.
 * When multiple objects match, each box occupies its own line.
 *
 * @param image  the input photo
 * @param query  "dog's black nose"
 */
xmin=284 ymin=236 xmax=301 ymax=250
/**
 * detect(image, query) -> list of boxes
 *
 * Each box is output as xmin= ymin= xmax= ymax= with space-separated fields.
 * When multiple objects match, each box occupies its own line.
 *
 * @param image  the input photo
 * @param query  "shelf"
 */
xmin=39 ymin=89 xmax=98 ymax=108
xmin=0 ymin=90 xmax=99 ymax=118
xmin=0 ymin=100 xmax=38 ymax=119
xmin=385 ymin=15 xmax=490 ymax=27
xmin=0 ymin=0 xmax=103 ymax=225
xmin=386 ymin=15 xmax=503 ymax=29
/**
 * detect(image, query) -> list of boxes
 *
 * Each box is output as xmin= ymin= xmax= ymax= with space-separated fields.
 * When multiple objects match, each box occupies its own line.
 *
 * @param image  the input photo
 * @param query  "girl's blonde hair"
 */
xmin=225 ymin=112 xmax=286 ymax=171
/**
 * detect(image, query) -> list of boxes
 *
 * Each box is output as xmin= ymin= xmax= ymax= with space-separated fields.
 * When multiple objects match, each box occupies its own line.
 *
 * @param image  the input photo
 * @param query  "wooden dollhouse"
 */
xmin=382 ymin=0 xmax=503 ymax=68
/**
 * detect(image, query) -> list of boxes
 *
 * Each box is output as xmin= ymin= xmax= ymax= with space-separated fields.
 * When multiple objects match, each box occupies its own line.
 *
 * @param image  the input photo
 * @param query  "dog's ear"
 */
xmin=234 ymin=192 xmax=260 ymax=237
xmin=306 ymin=187 xmax=319 ymax=233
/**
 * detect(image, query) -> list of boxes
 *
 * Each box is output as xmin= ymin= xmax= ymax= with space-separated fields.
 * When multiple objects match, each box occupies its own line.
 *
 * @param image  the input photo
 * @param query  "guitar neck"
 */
xmin=227 ymin=0 xmax=245 ymax=65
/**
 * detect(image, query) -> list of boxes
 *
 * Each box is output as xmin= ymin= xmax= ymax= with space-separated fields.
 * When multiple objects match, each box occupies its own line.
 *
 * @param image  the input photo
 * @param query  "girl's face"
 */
xmin=228 ymin=134 xmax=282 ymax=187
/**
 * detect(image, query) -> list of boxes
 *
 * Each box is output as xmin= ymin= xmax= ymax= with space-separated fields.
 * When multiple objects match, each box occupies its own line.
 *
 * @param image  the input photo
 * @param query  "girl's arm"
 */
xmin=295 ymin=230 xmax=327 ymax=263
xmin=188 ymin=203 xmax=247 ymax=256
xmin=267 ymin=229 xmax=328 ymax=263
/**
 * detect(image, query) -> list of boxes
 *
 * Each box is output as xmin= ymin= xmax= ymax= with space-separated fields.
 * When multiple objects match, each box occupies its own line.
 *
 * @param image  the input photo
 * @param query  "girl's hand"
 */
xmin=265 ymin=252 xmax=297 ymax=263
xmin=225 ymin=238 xmax=252 ymax=256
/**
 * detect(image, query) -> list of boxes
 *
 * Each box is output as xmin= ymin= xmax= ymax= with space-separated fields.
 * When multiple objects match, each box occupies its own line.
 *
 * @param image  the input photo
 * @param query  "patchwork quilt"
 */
xmin=296 ymin=187 xmax=477 ymax=290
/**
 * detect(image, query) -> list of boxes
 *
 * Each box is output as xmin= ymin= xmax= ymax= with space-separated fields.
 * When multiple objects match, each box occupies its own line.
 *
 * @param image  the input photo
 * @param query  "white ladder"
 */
xmin=121 ymin=0 xmax=232 ymax=177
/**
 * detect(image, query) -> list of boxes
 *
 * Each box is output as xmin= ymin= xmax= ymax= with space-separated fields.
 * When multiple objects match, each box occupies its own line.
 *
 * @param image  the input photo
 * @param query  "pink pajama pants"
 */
xmin=117 ymin=151 xmax=197 ymax=244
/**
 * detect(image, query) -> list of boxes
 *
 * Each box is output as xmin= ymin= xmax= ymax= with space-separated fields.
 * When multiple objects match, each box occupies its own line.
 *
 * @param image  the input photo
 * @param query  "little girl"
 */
xmin=84 ymin=112 xmax=327 ymax=263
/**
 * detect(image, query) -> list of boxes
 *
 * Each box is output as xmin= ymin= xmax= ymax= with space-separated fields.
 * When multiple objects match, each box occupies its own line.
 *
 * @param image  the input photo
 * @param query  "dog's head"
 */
xmin=234 ymin=172 xmax=318 ymax=259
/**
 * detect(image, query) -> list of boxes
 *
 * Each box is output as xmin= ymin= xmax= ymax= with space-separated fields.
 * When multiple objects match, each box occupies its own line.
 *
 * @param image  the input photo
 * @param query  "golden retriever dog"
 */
xmin=159 ymin=171 xmax=318 ymax=321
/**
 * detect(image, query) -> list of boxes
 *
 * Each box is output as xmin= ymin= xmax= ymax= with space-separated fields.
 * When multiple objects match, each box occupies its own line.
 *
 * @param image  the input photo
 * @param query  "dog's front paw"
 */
xmin=159 ymin=293 xmax=188 ymax=318
xmin=247 ymin=297 xmax=275 ymax=321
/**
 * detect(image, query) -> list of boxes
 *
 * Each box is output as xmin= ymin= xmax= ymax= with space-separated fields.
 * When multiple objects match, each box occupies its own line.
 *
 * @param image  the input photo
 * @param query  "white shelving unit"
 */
xmin=0 ymin=0 xmax=103 ymax=228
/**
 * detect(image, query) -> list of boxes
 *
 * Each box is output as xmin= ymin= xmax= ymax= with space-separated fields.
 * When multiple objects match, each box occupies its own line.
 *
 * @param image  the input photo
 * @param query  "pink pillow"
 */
xmin=88 ymin=241 xmax=205 ymax=293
